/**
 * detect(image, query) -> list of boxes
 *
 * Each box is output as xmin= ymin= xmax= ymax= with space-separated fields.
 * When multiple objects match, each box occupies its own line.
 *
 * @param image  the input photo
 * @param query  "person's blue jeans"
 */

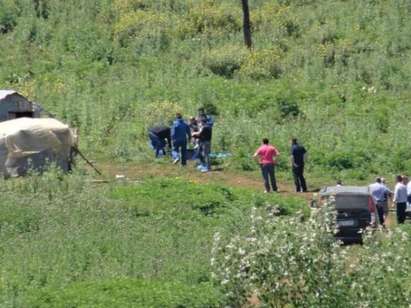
xmin=149 ymin=133 xmax=166 ymax=158
xmin=173 ymin=140 xmax=187 ymax=165
xmin=260 ymin=163 xmax=277 ymax=192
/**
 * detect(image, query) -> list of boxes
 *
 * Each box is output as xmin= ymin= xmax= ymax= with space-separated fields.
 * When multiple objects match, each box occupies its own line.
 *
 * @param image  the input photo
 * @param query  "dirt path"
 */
xmin=98 ymin=161 xmax=313 ymax=201
xmin=96 ymin=161 xmax=402 ymax=227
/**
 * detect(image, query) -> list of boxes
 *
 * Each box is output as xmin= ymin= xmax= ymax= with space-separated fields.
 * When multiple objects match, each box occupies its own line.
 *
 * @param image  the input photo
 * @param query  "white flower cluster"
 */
xmin=211 ymin=201 xmax=411 ymax=307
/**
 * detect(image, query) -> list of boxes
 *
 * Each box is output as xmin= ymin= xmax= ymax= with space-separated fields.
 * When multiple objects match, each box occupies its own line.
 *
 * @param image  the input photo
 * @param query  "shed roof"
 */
xmin=320 ymin=186 xmax=370 ymax=196
xmin=0 ymin=90 xmax=18 ymax=101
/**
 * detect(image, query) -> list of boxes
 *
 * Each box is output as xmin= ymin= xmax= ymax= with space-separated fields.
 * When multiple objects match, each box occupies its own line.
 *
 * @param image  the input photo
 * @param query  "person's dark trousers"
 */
xmin=173 ymin=140 xmax=187 ymax=165
xmin=260 ymin=163 xmax=277 ymax=192
xmin=376 ymin=202 xmax=385 ymax=225
xmin=292 ymin=165 xmax=307 ymax=192
xmin=149 ymin=133 xmax=165 ymax=158
xmin=199 ymin=141 xmax=211 ymax=169
xmin=396 ymin=202 xmax=406 ymax=224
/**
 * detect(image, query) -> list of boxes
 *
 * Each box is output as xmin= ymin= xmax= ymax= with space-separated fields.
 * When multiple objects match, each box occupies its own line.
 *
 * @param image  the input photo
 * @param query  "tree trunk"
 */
xmin=241 ymin=0 xmax=252 ymax=49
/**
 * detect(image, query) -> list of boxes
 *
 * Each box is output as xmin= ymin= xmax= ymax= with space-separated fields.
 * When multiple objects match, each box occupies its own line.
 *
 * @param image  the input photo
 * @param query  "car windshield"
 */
xmin=335 ymin=194 xmax=369 ymax=210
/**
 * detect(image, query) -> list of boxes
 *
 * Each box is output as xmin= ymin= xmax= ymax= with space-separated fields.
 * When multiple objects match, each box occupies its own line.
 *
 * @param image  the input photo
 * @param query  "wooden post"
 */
xmin=241 ymin=0 xmax=252 ymax=49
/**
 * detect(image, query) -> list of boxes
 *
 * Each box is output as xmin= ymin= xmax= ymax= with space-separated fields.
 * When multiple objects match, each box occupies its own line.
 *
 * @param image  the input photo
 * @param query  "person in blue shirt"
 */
xmin=171 ymin=113 xmax=191 ymax=166
xmin=291 ymin=138 xmax=307 ymax=192
xmin=369 ymin=177 xmax=392 ymax=226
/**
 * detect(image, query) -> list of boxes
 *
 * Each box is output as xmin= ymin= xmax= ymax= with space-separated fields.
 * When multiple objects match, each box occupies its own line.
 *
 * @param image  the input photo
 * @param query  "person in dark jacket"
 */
xmin=197 ymin=108 xmax=214 ymax=127
xmin=192 ymin=119 xmax=212 ymax=172
xmin=291 ymin=138 xmax=307 ymax=192
xmin=171 ymin=113 xmax=191 ymax=165
xmin=148 ymin=125 xmax=171 ymax=158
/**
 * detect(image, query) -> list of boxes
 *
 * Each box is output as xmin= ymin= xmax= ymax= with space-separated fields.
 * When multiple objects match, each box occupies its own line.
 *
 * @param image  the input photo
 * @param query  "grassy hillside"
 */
xmin=0 ymin=170 xmax=410 ymax=307
xmin=0 ymin=169 xmax=307 ymax=306
xmin=1 ymin=0 xmax=410 ymax=178
xmin=1 ymin=2 xmax=411 ymax=306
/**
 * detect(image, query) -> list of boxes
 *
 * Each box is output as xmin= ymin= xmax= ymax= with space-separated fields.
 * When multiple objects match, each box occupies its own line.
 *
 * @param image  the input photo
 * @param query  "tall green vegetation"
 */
xmin=0 ymin=169 xmax=306 ymax=306
xmin=0 ymin=0 xmax=410 ymax=178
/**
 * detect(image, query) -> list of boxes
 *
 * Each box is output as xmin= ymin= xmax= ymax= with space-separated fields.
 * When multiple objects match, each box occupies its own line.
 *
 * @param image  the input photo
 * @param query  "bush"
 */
xmin=239 ymin=49 xmax=284 ymax=80
xmin=202 ymin=45 xmax=248 ymax=78
xmin=277 ymin=98 xmax=301 ymax=118
xmin=187 ymin=2 xmax=241 ymax=34
xmin=0 ymin=0 xmax=18 ymax=34
xmin=141 ymin=100 xmax=183 ymax=130
xmin=114 ymin=10 xmax=170 ymax=52
xmin=212 ymin=204 xmax=411 ymax=307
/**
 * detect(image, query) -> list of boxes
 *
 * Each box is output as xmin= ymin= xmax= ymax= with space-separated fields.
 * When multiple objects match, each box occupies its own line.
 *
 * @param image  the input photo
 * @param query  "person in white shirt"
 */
xmin=393 ymin=175 xmax=408 ymax=224
xmin=369 ymin=177 xmax=392 ymax=226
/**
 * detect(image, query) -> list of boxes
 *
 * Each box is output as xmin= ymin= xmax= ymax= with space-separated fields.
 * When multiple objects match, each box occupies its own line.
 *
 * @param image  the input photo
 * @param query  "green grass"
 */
xmin=0 ymin=0 xmax=410 ymax=179
xmin=26 ymin=279 xmax=221 ymax=308
xmin=0 ymin=0 xmax=411 ymax=305
xmin=0 ymin=170 xmax=307 ymax=307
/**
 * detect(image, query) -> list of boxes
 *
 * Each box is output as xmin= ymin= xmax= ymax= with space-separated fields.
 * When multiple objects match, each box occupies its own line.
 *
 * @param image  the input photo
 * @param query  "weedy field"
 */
xmin=0 ymin=168 xmax=309 ymax=306
xmin=0 ymin=168 xmax=410 ymax=307
xmin=1 ymin=0 xmax=411 ymax=306
xmin=1 ymin=0 xmax=411 ymax=180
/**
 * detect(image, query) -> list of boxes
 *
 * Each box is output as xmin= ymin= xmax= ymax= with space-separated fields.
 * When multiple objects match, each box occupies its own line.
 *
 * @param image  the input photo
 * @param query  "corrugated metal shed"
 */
xmin=0 ymin=90 xmax=18 ymax=100
xmin=0 ymin=90 xmax=42 ymax=122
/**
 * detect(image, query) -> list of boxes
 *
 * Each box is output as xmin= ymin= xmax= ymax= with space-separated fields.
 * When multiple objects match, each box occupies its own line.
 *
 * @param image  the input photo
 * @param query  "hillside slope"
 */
xmin=0 ymin=0 xmax=410 ymax=178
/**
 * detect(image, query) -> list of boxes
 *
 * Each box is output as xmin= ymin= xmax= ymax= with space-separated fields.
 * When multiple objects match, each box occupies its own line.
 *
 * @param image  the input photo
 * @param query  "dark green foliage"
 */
xmin=202 ymin=45 xmax=247 ymax=78
xmin=277 ymin=99 xmax=301 ymax=119
xmin=0 ymin=1 xmax=18 ymax=34
xmin=26 ymin=279 xmax=222 ymax=307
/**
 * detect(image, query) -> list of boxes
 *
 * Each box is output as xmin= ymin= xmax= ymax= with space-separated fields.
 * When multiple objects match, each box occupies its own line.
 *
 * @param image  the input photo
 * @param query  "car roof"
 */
xmin=319 ymin=186 xmax=370 ymax=196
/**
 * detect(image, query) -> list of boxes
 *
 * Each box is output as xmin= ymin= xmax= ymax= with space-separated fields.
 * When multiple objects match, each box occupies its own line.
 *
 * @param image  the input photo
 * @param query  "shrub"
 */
xmin=202 ymin=45 xmax=248 ymax=78
xmin=277 ymin=98 xmax=301 ymax=118
xmin=239 ymin=49 xmax=284 ymax=80
xmin=141 ymin=100 xmax=183 ymax=129
xmin=187 ymin=1 xmax=241 ymax=34
xmin=212 ymin=204 xmax=411 ymax=307
xmin=114 ymin=10 xmax=170 ymax=52
xmin=0 ymin=0 xmax=18 ymax=34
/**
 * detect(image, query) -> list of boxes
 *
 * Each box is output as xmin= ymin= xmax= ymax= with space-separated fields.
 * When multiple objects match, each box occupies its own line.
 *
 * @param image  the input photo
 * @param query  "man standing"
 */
xmin=407 ymin=176 xmax=411 ymax=208
xmin=148 ymin=125 xmax=171 ymax=158
xmin=253 ymin=138 xmax=280 ymax=193
xmin=369 ymin=177 xmax=392 ymax=226
xmin=171 ymin=113 xmax=191 ymax=166
xmin=393 ymin=175 xmax=408 ymax=224
xmin=290 ymin=138 xmax=307 ymax=192
xmin=192 ymin=119 xmax=212 ymax=172
xmin=197 ymin=107 xmax=214 ymax=127
xmin=381 ymin=178 xmax=392 ymax=222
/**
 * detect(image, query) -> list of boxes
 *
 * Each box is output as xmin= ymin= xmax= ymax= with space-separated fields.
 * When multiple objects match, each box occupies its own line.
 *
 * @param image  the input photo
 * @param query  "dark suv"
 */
xmin=318 ymin=186 xmax=376 ymax=243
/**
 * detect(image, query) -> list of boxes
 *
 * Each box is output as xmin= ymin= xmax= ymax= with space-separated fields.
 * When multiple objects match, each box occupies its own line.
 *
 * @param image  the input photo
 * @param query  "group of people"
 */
xmin=149 ymin=122 xmax=411 ymax=227
xmin=369 ymin=175 xmax=411 ymax=226
xmin=148 ymin=108 xmax=213 ymax=172
xmin=253 ymin=137 xmax=308 ymax=193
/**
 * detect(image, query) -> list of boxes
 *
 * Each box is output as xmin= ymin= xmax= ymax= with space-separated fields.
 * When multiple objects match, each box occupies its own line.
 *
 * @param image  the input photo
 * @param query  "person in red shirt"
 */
xmin=253 ymin=138 xmax=280 ymax=193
